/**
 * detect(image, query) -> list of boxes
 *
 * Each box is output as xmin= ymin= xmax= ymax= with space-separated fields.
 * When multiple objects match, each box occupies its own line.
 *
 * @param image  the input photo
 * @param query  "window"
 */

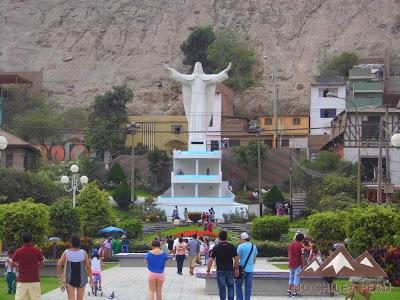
xmin=171 ymin=125 xmax=182 ymax=134
xmin=362 ymin=116 xmax=381 ymax=141
xmin=229 ymin=140 xmax=240 ymax=147
xmin=292 ymin=117 xmax=301 ymax=125
xmin=211 ymin=140 xmax=219 ymax=151
xmin=264 ymin=139 xmax=273 ymax=147
xmin=209 ymin=115 xmax=213 ymax=127
xmin=281 ymin=139 xmax=289 ymax=147
xmin=319 ymin=88 xmax=338 ymax=97
xmin=5 ymin=152 xmax=12 ymax=168
xmin=320 ymin=109 xmax=336 ymax=118
xmin=264 ymin=118 xmax=272 ymax=125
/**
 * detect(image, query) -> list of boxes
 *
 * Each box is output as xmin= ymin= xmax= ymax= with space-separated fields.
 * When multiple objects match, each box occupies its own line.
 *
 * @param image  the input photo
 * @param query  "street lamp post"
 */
xmin=127 ymin=122 xmax=141 ymax=205
xmin=327 ymin=93 xmax=361 ymax=203
xmin=0 ymin=136 xmax=8 ymax=162
xmin=60 ymin=164 xmax=88 ymax=208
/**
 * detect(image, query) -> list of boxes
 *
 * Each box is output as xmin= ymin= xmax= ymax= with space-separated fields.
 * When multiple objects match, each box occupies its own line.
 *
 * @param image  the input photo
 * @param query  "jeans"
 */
xmin=216 ymin=271 xmax=234 ymax=300
xmin=204 ymin=252 xmax=209 ymax=265
xmin=289 ymin=265 xmax=302 ymax=286
xmin=235 ymin=271 xmax=253 ymax=300
xmin=176 ymin=255 xmax=185 ymax=274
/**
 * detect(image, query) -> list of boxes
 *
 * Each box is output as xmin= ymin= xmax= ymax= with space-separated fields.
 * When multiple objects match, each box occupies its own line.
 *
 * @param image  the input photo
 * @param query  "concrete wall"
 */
xmin=198 ymin=158 xmax=219 ymax=175
xmin=174 ymin=159 xmax=196 ymax=175
xmin=198 ymin=183 xmax=219 ymax=197
xmin=174 ymin=183 xmax=195 ymax=196
xmin=310 ymin=84 xmax=346 ymax=135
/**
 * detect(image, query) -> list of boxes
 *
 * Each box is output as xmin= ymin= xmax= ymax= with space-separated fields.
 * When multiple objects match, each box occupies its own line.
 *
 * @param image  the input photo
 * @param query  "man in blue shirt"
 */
xmin=235 ymin=232 xmax=258 ymax=300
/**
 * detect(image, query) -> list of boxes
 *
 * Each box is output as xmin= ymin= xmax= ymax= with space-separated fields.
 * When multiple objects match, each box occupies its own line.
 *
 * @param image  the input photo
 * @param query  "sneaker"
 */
xmin=292 ymin=293 xmax=302 ymax=297
xmin=286 ymin=290 xmax=292 ymax=297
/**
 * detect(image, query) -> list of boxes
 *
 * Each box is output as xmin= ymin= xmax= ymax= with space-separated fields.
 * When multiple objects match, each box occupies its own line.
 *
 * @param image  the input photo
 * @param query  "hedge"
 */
xmin=307 ymin=211 xmax=347 ymax=254
xmin=118 ymin=218 xmax=143 ymax=239
xmin=130 ymin=240 xmax=151 ymax=253
xmin=253 ymin=241 xmax=288 ymax=257
xmin=251 ymin=216 xmax=289 ymax=240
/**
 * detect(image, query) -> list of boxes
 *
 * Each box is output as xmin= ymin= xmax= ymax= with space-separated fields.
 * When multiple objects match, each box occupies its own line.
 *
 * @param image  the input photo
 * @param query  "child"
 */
xmin=91 ymin=249 xmax=103 ymax=292
xmin=5 ymin=249 xmax=16 ymax=294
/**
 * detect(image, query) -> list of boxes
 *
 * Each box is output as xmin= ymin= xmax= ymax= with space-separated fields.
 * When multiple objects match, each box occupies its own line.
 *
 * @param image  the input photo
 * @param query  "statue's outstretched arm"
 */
xmin=207 ymin=62 xmax=232 ymax=84
xmin=164 ymin=64 xmax=193 ymax=83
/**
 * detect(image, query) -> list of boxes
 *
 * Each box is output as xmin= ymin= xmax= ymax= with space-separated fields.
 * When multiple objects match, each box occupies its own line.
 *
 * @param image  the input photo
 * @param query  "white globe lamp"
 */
xmin=0 ymin=136 xmax=8 ymax=151
xmin=391 ymin=134 xmax=400 ymax=147
xmin=70 ymin=164 xmax=79 ymax=173
xmin=80 ymin=176 xmax=89 ymax=185
xmin=60 ymin=176 xmax=70 ymax=184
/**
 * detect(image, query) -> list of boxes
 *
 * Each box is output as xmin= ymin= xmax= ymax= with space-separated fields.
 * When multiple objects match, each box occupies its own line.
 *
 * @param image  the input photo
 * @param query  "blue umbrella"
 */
xmin=99 ymin=226 xmax=126 ymax=234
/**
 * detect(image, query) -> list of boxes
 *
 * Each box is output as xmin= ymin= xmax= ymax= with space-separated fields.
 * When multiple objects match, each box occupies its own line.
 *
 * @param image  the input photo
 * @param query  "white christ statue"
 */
xmin=164 ymin=62 xmax=231 ymax=146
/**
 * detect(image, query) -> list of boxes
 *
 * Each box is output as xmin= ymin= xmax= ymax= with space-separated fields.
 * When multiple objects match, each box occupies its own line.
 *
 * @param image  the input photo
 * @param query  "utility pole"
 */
xmin=377 ymin=117 xmax=383 ymax=204
xmin=289 ymin=155 xmax=293 ymax=220
xmin=356 ymin=109 xmax=361 ymax=203
xmin=127 ymin=122 xmax=141 ymax=205
xmin=273 ymin=53 xmax=279 ymax=149
xmin=257 ymin=129 xmax=263 ymax=217
xmin=385 ymin=106 xmax=391 ymax=204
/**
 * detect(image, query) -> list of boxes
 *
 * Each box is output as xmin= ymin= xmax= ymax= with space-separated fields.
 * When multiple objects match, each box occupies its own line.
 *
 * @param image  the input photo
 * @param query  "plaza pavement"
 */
xmin=42 ymin=261 xmax=343 ymax=300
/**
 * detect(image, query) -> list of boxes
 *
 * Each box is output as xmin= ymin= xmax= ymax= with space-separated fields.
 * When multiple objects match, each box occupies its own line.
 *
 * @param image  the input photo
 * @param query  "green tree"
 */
xmin=180 ymin=25 xmax=216 ymax=71
xmin=263 ymin=185 xmax=285 ymax=212
xmin=0 ymin=199 xmax=50 ymax=246
xmin=11 ymin=106 xmax=63 ymax=159
xmin=107 ymin=162 xmax=126 ymax=185
xmin=112 ymin=181 xmax=131 ymax=209
xmin=320 ymin=51 xmax=360 ymax=77
xmin=147 ymin=148 xmax=170 ymax=191
xmin=76 ymin=182 xmax=113 ymax=236
xmin=232 ymin=140 xmax=267 ymax=190
xmin=208 ymin=32 xmax=257 ymax=91
xmin=86 ymin=85 xmax=133 ymax=154
xmin=318 ymin=193 xmax=356 ymax=211
xmin=61 ymin=107 xmax=89 ymax=130
xmin=251 ymin=215 xmax=289 ymax=240
xmin=346 ymin=205 xmax=400 ymax=256
xmin=118 ymin=218 xmax=143 ymax=239
xmin=0 ymin=168 xmax=62 ymax=204
xmin=49 ymin=199 xmax=81 ymax=240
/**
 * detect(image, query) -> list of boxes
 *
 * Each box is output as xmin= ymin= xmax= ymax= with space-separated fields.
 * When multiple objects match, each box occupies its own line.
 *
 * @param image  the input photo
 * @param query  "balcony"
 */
xmin=173 ymin=149 xmax=221 ymax=159
xmin=171 ymin=172 xmax=222 ymax=183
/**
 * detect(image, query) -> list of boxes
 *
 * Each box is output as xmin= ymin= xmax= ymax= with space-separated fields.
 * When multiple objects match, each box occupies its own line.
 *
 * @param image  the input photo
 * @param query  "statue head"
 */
xmin=193 ymin=62 xmax=205 ymax=74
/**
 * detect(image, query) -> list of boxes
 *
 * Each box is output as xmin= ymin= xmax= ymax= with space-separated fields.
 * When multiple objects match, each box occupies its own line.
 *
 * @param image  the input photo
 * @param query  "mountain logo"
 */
xmin=299 ymin=246 xmax=387 ymax=278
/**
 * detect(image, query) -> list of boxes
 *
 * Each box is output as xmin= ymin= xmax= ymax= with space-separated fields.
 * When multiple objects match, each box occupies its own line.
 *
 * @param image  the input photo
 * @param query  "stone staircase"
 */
xmin=291 ymin=192 xmax=308 ymax=216
xmin=142 ymin=222 xmax=174 ymax=236
xmin=218 ymin=223 xmax=251 ymax=234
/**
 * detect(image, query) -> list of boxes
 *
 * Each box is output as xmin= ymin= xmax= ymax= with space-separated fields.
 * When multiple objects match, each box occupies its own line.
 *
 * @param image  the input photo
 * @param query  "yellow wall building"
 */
xmin=125 ymin=115 xmax=188 ymax=151
xmin=259 ymin=115 xmax=309 ymax=148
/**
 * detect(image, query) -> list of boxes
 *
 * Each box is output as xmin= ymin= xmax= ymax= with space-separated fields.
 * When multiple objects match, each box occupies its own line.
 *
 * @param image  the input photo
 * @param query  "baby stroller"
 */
xmin=88 ymin=249 xmax=104 ymax=297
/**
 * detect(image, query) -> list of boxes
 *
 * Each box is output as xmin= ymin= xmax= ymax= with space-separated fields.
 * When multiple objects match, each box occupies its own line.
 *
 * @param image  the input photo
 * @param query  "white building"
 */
xmin=206 ymin=92 xmax=222 ymax=151
xmin=310 ymin=76 xmax=347 ymax=135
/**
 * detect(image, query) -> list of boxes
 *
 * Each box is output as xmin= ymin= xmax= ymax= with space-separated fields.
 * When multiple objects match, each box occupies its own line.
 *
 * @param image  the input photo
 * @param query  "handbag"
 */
xmin=59 ymin=252 xmax=67 ymax=292
xmin=235 ymin=244 xmax=254 ymax=280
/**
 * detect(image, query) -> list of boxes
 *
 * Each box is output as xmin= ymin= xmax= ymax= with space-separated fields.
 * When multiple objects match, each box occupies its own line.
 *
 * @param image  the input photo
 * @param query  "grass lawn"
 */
xmin=335 ymin=279 xmax=399 ymax=300
xmin=135 ymin=189 xmax=154 ymax=198
xmin=0 ymin=277 xmax=59 ymax=300
xmin=272 ymin=264 xmax=289 ymax=270
xmin=110 ymin=206 xmax=131 ymax=221
xmin=103 ymin=262 xmax=119 ymax=270
xmin=289 ymin=217 xmax=308 ymax=228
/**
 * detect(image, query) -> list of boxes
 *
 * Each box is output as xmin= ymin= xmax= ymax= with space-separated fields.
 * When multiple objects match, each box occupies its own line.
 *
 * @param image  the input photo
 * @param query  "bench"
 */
xmin=114 ymin=253 xmax=192 ymax=267
xmin=196 ymin=268 xmax=335 ymax=296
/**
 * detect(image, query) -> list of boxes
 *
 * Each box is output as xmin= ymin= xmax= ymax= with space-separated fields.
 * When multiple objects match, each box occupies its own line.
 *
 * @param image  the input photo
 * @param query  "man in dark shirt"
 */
xmin=287 ymin=232 xmax=304 ymax=297
xmin=12 ymin=233 xmax=44 ymax=300
xmin=207 ymin=230 xmax=239 ymax=300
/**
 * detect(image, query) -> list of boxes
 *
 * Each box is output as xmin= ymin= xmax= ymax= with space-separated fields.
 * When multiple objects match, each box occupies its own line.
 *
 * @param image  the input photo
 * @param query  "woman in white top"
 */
xmin=57 ymin=234 xmax=93 ymax=300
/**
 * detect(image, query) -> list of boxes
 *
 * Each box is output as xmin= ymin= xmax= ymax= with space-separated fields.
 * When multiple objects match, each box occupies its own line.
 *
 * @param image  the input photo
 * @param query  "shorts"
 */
xmin=188 ymin=256 xmax=197 ymax=268
xmin=93 ymin=273 xmax=102 ymax=281
xmin=289 ymin=265 xmax=302 ymax=286
xmin=148 ymin=271 xmax=165 ymax=282
xmin=15 ymin=282 xmax=41 ymax=300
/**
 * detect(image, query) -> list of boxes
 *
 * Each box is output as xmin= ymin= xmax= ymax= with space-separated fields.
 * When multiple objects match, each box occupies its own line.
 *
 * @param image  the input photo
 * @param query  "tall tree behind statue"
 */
xmin=86 ymin=85 xmax=133 ymax=155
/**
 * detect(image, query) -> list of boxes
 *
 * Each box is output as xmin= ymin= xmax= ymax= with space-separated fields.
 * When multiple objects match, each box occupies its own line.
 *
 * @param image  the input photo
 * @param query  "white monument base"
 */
xmin=157 ymin=195 xmax=248 ymax=219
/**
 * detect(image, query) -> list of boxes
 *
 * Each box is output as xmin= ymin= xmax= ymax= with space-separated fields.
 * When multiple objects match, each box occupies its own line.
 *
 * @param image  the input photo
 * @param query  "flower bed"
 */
xmin=173 ymin=230 xmax=218 ymax=238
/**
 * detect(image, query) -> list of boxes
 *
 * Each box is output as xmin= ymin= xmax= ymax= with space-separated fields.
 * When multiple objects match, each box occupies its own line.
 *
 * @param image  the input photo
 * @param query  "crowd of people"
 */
xmin=5 ymin=228 xmax=350 ymax=300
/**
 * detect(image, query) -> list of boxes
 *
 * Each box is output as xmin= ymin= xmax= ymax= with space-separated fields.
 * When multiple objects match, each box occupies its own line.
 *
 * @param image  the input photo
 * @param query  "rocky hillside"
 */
xmin=1 ymin=0 xmax=400 ymax=117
